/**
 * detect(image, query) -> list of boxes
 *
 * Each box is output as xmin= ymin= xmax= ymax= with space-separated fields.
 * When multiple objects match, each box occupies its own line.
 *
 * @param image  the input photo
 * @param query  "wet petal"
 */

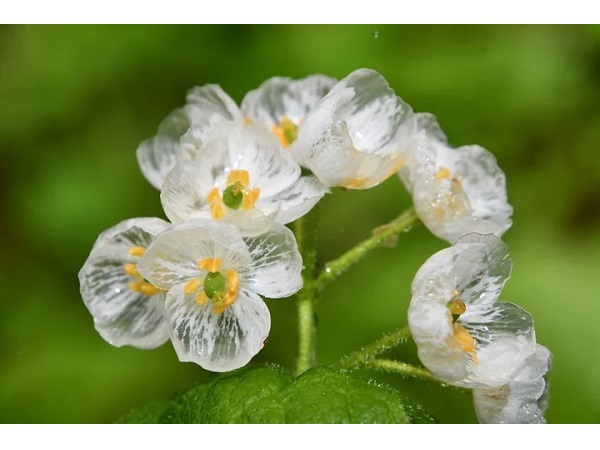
xmin=415 ymin=112 xmax=448 ymax=144
xmin=79 ymin=218 xmax=170 ymax=348
xmin=161 ymin=120 xmax=303 ymax=223
xmin=409 ymin=234 xmax=535 ymax=387
xmin=179 ymin=84 xmax=242 ymax=158
xmin=259 ymin=174 xmax=329 ymax=224
xmin=160 ymin=162 xmax=215 ymax=223
xmin=241 ymin=75 xmax=336 ymax=125
xmin=293 ymin=68 xmax=416 ymax=189
xmin=237 ymin=216 xmax=303 ymax=298
xmin=166 ymin=284 xmax=270 ymax=372
xmin=411 ymin=234 xmax=511 ymax=312
xmin=401 ymin=117 xmax=512 ymax=243
xmin=137 ymin=219 xmax=252 ymax=290
xmin=473 ymin=345 xmax=552 ymax=423
xmin=136 ymin=108 xmax=190 ymax=189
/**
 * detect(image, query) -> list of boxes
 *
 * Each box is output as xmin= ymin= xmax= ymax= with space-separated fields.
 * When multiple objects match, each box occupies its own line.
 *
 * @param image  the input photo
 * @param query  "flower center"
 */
xmin=183 ymin=257 xmax=240 ymax=315
xmin=207 ymin=169 xmax=261 ymax=219
xmin=433 ymin=166 xmax=471 ymax=221
xmin=123 ymin=246 xmax=163 ymax=296
xmin=447 ymin=293 xmax=478 ymax=366
xmin=271 ymin=116 xmax=299 ymax=149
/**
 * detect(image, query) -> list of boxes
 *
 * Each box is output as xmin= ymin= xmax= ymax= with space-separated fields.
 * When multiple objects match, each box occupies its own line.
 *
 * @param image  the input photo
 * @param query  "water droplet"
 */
xmin=114 ymin=288 xmax=121 ymax=294
xmin=325 ymin=266 xmax=332 ymax=274
xmin=372 ymin=30 xmax=379 ymax=39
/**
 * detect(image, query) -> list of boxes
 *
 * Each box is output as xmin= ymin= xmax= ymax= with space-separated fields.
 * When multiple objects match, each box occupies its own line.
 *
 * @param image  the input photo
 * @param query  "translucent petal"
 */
xmin=294 ymin=121 xmax=406 ymax=189
xmin=78 ymin=218 xmax=170 ymax=348
xmin=293 ymin=69 xmax=416 ymax=189
xmin=409 ymin=234 xmax=535 ymax=387
xmin=237 ymin=216 xmax=303 ymax=298
xmin=415 ymin=112 xmax=448 ymax=144
xmin=473 ymin=345 xmax=552 ymax=423
xmin=411 ymin=234 xmax=511 ymax=311
xmin=259 ymin=174 xmax=330 ymax=224
xmin=180 ymin=84 xmax=242 ymax=158
xmin=160 ymin=162 xmax=215 ymax=223
xmin=161 ymin=120 xmax=303 ymax=223
xmin=137 ymin=85 xmax=241 ymax=190
xmin=137 ymin=219 xmax=252 ymax=290
xmin=196 ymin=120 xmax=299 ymax=198
xmin=240 ymin=75 xmax=336 ymax=125
xmin=166 ymin=284 xmax=270 ymax=372
xmin=136 ymin=108 xmax=190 ymax=190
xmin=406 ymin=127 xmax=512 ymax=243
xmin=463 ymin=302 xmax=536 ymax=387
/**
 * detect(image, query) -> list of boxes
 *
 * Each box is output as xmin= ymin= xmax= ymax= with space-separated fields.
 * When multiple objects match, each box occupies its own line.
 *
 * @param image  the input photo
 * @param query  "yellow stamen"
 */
xmin=140 ymin=283 xmax=163 ymax=296
xmin=129 ymin=246 xmax=145 ymax=257
xmin=123 ymin=263 xmax=137 ymax=276
xmin=196 ymin=291 xmax=209 ymax=306
xmin=242 ymin=187 xmax=260 ymax=209
xmin=213 ymin=304 xmax=227 ymax=315
xmin=184 ymin=278 xmax=201 ymax=295
xmin=226 ymin=270 xmax=240 ymax=296
xmin=243 ymin=117 xmax=253 ymax=125
xmin=435 ymin=167 xmax=451 ymax=180
xmin=199 ymin=257 xmax=222 ymax=273
xmin=453 ymin=323 xmax=479 ymax=366
xmin=227 ymin=169 xmax=250 ymax=188
xmin=129 ymin=281 xmax=143 ymax=292
xmin=208 ymin=187 xmax=224 ymax=219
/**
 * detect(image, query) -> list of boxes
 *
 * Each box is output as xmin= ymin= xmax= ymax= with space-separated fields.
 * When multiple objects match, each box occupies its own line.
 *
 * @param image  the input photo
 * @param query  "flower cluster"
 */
xmin=79 ymin=67 xmax=549 ymax=423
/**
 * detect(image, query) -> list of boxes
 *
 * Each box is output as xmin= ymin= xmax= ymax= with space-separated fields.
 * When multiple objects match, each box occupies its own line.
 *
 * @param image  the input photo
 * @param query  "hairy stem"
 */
xmin=295 ymin=206 xmax=319 ymax=376
xmin=337 ymin=326 xmax=411 ymax=371
xmin=367 ymin=359 xmax=470 ymax=393
xmin=315 ymin=206 xmax=419 ymax=291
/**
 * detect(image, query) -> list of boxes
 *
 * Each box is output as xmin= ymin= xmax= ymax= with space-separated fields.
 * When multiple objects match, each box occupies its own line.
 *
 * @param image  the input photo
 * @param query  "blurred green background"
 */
xmin=1 ymin=25 xmax=599 ymax=423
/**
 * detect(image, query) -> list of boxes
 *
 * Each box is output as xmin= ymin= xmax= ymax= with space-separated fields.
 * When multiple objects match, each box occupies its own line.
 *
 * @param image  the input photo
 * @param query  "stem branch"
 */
xmin=315 ymin=207 xmax=419 ymax=291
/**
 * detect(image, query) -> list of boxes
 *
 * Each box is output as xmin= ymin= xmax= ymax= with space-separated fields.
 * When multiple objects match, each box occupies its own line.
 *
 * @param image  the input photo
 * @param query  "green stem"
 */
xmin=367 ymin=359 xmax=440 ymax=383
xmin=367 ymin=359 xmax=470 ymax=393
xmin=337 ymin=327 xmax=411 ymax=371
xmin=295 ymin=206 xmax=319 ymax=376
xmin=315 ymin=206 xmax=419 ymax=291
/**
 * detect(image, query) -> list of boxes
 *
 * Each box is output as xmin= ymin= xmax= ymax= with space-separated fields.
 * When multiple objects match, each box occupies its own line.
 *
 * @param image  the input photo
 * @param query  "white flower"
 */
xmin=137 ymin=75 xmax=336 ymax=190
xmin=136 ymin=85 xmax=241 ymax=189
xmin=409 ymin=233 xmax=537 ymax=389
xmin=135 ymin=215 xmax=302 ymax=372
xmin=161 ymin=119 xmax=329 ymax=225
xmin=399 ymin=113 xmax=513 ymax=243
xmin=473 ymin=344 xmax=552 ymax=424
xmin=240 ymin=74 xmax=337 ymax=149
xmin=78 ymin=218 xmax=170 ymax=349
xmin=292 ymin=68 xmax=417 ymax=189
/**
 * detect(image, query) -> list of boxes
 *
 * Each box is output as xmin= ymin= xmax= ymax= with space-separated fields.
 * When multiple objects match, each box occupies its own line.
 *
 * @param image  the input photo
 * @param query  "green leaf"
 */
xmin=119 ymin=365 xmax=437 ymax=424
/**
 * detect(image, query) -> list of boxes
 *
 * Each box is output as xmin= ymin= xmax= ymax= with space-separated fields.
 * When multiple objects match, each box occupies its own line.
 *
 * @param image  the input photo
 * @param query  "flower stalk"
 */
xmin=315 ymin=206 xmax=419 ymax=291
xmin=337 ymin=327 xmax=412 ymax=371
xmin=295 ymin=205 xmax=320 ymax=375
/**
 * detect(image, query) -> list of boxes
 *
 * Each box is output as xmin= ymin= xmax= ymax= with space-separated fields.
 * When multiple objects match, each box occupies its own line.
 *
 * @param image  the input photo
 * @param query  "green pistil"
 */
xmin=222 ymin=183 xmax=244 ymax=209
xmin=283 ymin=121 xmax=298 ymax=146
xmin=204 ymin=272 xmax=226 ymax=299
